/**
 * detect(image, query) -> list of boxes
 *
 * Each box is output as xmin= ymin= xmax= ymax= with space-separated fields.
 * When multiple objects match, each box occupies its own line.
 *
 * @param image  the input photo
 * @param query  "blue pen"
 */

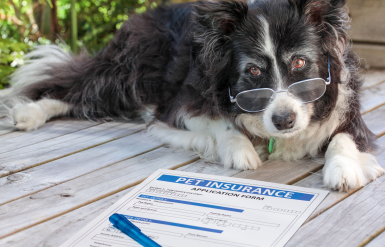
xmin=109 ymin=213 xmax=162 ymax=247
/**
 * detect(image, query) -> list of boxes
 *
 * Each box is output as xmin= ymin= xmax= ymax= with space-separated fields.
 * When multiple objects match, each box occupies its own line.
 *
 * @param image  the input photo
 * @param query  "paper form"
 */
xmin=61 ymin=169 xmax=328 ymax=247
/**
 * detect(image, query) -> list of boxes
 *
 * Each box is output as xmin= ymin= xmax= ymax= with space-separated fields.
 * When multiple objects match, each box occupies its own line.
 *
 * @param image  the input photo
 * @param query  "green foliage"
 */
xmin=57 ymin=0 xmax=161 ymax=53
xmin=0 ymin=0 xmax=168 ymax=89
xmin=0 ymin=39 xmax=30 ymax=89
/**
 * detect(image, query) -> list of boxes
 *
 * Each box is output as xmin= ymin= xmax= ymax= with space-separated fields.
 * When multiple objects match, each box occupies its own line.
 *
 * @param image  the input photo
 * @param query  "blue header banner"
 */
xmin=157 ymin=174 xmax=314 ymax=201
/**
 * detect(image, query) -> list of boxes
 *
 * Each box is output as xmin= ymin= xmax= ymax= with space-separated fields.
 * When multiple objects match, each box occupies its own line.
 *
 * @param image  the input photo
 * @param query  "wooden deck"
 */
xmin=1 ymin=70 xmax=385 ymax=247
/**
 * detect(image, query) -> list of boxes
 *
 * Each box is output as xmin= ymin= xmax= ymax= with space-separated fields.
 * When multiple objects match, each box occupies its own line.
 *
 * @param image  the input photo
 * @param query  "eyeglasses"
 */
xmin=229 ymin=55 xmax=331 ymax=113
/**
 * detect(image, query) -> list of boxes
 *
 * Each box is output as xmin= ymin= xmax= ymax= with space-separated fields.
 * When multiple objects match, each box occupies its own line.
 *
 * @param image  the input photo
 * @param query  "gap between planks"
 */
xmin=0 ymin=131 xmax=162 ymax=206
xmin=0 ymin=122 xmax=145 ymax=178
xmin=364 ymin=226 xmax=385 ymax=247
xmin=284 ymin=135 xmax=385 ymax=247
xmin=0 ymin=119 xmax=100 ymax=155
xmin=0 ymin=70 xmax=384 ymax=246
xmin=1 ymin=113 xmax=384 ymax=242
xmin=359 ymin=224 xmax=385 ymax=247
xmin=360 ymin=79 xmax=385 ymax=115
xmin=0 ymin=118 xmax=98 ymax=137
xmin=1 ymin=133 xmax=384 ymax=245
xmin=360 ymin=70 xmax=385 ymax=91
xmin=0 ymin=147 xmax=200 ymax=238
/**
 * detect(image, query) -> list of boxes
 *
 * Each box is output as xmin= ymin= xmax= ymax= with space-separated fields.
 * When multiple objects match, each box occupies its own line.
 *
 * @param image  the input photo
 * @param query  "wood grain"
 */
xmin=0 ymin=188 xmax=133 ymax=247
xmin=0 ymin=130 xmax=161 ymax=205
xmin=353 ymin=44 xmax=385 ymax=70
xmin=0 ymin=148 xmax=198 ymax=238
xmin=362 ymin=105 xmax=385 ymax=137
xmin=0 ymin=122 xmax=144 ymax=178
xmin=0 ymin=70 xmax=384 ymax=246
xmin=293 ymin=170 xmax=352 ymax=221
xmin=365 ymin=230 xmax=385 ymax=247
xmin=285 ymin=135 xmax=385 ymax=247
xmin=178 ymin=159 xmax=242 ymax=177
xmin=285 ymin=174 xmax=385 ymax=247
xmin=0 ymin=126 xmax=14 ymax=136
xmin=2 ymin=134 xmax=384 ymax=245
xmin=0 ymin=120 xmax=98 ymax=154
xmin=292 ymin=128 xmax=385 ymax=223
xmin=360 ymin=81 xmax=385 ymax=114
xmin=348 ymin=0 xmax=385 ymax=43
xmin=362 ymin=70 xmax=385 ymax=90
xmin=234 ymin=159 xmax=323 ymax=184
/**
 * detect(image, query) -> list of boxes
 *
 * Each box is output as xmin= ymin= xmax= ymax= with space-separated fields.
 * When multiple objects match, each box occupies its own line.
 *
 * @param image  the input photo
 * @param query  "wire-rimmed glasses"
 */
xmin=229 ymin=55 xmax=331 ymax=113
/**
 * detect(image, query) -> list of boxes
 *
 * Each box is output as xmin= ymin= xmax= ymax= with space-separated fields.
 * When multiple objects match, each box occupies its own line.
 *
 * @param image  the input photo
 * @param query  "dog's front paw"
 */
xmin=218 ymin=138 xmax=262 ymax=170
xmin=323 ymin=155 xmax=366 ymax=191
xmin=323 ymin=152 xmax=384 ymax=192
xmin=12 ymin=103 xmax=47 ymax=131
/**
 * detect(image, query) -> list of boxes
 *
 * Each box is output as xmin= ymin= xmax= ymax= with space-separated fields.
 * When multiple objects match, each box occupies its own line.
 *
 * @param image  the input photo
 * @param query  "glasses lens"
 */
xmin=288 ymin=79 xmax=326 ymax=103
xmin=236 ymin=89 xmax=274 ymax=112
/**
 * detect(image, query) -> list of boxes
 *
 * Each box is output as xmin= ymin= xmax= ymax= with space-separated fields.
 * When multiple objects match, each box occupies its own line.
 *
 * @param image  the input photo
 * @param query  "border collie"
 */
xmin=1 ymin=0 xmax=384 ymax=191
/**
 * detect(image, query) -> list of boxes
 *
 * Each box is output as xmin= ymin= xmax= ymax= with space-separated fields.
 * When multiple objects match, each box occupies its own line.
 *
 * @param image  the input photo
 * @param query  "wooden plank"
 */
xmin=0 ymin=161 xmax=239 ymax=246
xmin=0 ymin=120 xmax=99 ymax=154
xmin=284 ymin=135 xmax=385 ymax=247
xmin=0 ymin=126 xmax=14 ymax=136
xmin=365 ymin=230 xmax=385 ymax=247
xmin=0 ymin=130 xmax=161 ymax=205
xmin=293 ymin=170 xmax=351 ymax=220
xmin=285 ymin=173 xmax=385 ymax=247
xmin=362 ymin=70 xmax=385 ymax=90
xmin=178 ymin=159 xmax=242 ymax=177
xmin=3 ymin=136 xmax=384 ymax=245
xmin=362 ymin=105 xmax=385 ymax=137
xmin=0 ymin=188 xmax=133 ymax=247
xmin=233 ymin=159 xmax=323 ymax=184
xmin=353 ymin=44 xmax=385 ymax=70
xmin=0 ymin=122 xmax=144 ymax=178
xmin=0 ymin=148 xmax=198 ymax=238
xmin=360 ymin=80 xmax=385 ymax=114
xmin=376 ymin=136 xmax=385 ymax=165
xmin=348 ymin=0 xmax=385 ymax=44
xmin=293 ymin=135 xmax=385 ymax=222
xmin=2 ymin=92 xmax=385 ymax=244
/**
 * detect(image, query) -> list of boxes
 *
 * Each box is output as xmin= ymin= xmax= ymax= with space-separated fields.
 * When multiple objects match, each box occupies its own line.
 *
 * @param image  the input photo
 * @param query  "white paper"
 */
xmin=61 ymin=169 xmax=328 ymax=247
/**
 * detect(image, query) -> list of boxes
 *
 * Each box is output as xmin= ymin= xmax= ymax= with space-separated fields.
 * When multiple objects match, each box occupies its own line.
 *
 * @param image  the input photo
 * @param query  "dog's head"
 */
xmin=193 ymin=0 xmax=349 ymax=138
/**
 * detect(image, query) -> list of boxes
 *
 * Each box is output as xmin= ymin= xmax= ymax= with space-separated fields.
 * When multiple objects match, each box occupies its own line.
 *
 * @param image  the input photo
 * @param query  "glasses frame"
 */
xmin=229 ymin=54 xmax=331 ymax=113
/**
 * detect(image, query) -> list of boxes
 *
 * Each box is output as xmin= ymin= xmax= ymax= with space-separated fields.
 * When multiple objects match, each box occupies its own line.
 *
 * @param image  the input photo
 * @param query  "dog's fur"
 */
xmin=1 ymin=0 xmax=384 ymax=191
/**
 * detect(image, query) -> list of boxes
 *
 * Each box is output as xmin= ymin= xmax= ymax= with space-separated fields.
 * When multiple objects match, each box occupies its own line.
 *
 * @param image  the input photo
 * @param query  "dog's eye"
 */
xmin=250 ymin=67 xmax=261 ymax=76
xmin=293 ymin=59 xmax=305 ymax=69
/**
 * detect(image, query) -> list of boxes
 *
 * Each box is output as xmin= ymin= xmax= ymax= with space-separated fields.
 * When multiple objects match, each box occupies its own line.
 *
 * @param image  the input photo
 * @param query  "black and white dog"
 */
xmin=1 ymin=0 xmax=384 ymax=191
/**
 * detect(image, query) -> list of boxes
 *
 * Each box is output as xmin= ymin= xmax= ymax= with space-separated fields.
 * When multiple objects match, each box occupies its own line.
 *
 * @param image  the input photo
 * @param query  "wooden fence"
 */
xmin=348 ymin=0 xmax=385 ymax=69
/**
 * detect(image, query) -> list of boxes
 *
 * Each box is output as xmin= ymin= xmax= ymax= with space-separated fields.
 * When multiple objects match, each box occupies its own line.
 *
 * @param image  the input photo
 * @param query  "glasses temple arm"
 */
xmin=326 ymin=54 xmax=331 ymax=85
xmin=229 ymin=88 xmax=236 ymax=103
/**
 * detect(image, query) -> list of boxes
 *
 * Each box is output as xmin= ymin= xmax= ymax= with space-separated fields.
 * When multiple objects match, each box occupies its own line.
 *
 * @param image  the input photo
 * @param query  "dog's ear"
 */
xmin=193 ymin=0 xmax=248 ymax=35
xmin=289 ymin=0 xmax=347 ymax=25
xmin=289 ymin=0 xmax=349 ymax=61
xmin=191 ymin=0 xmax=248 ymax=99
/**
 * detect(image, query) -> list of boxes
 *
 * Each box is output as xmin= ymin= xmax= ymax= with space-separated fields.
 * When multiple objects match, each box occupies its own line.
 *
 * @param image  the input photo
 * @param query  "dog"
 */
xmin=1 ymin=0 xmax=384 ymax=191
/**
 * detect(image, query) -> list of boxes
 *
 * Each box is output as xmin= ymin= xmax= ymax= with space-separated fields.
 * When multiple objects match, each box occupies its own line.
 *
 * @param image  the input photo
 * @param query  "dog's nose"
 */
xmin=272 ymin=111 xmax=296 ymax=130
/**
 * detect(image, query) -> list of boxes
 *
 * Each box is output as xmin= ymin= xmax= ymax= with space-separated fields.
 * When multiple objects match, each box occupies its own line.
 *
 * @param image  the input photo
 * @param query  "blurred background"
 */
xmin=0 ymin=0 xmax=384 ymax=89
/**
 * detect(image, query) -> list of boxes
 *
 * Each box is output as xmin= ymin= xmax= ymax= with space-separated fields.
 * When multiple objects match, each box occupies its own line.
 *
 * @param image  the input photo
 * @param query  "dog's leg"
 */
xmin=149 ymin=117 xmax=262 ymax=170
xmin=323 ymin=133 xmax=385 ymax=191
xmin=202 ymin=119 xmax=262 ymax=170
xmin=147 ymin=121 xmax=217 ymax=161
xmin=12 ymin=99 xmax=71 ymax=131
